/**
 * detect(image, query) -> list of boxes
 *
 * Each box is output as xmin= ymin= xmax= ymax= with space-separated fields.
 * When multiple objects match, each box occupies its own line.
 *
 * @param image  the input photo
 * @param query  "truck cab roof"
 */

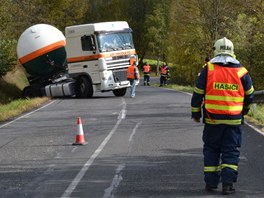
xmin=65 ymin=21 xmax=131 ymax=38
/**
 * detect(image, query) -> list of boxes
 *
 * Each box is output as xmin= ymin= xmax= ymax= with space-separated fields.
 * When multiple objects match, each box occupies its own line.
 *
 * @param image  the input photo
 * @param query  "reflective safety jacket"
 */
xmin=205 ymin=62 xmax=247 ymax=115
xmin=127 ymin=65 xmax=139 ymax=80
xmin=160 ymin=66 xmax=169 ymax=77
xmin=143 ymin=65 xmax=151 ymax=74
xmin=191 ymin=60 xmax=254 ymax=126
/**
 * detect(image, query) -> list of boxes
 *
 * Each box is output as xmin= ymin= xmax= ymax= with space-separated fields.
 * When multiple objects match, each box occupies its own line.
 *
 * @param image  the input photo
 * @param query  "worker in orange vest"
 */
xmin=127 ymin=61 xmax=140 ymax=98
xmin=159 ymin=63 xmax=170 ymax=87
xmin=142 ymin=62 xmax=151 ymax=86
xmin=191 ymin=37 xmax=254 ymax=195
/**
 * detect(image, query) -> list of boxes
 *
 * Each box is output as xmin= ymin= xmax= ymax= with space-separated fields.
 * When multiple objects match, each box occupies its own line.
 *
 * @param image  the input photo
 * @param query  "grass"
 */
xmin=0 ymin=64 xmax=51 ymax=122
xmin=0 ymin=97 xmax=50 ymax=122
xmin=246 ymin=104 xmax=264 ymax=131
xmin=152 ymin=83 xmax=194 ymax=93
xmin=160 ymin=84 xmax=194 ymax=93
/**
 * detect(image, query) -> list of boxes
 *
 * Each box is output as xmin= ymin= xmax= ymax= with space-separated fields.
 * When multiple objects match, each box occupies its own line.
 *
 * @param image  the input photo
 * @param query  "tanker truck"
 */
xmin=16 ymin=21 xmax=138 ymax=98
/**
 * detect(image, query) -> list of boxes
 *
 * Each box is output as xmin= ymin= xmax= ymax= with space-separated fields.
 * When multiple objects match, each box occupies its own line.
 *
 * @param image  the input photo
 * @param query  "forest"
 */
xmin=1 ymin=0 xmax=264 ymax=90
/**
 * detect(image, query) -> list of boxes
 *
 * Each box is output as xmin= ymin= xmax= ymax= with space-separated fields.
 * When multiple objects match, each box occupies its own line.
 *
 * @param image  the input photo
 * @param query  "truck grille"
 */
xmin=112 ymin=69 xmax=127 ymax=82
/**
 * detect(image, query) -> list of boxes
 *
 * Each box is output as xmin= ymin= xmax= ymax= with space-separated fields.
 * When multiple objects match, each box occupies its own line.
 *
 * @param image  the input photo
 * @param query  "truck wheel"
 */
xmin=113 ymin=88 xmax=127 ymax=97
xmin=22 ymin=86 xmax=40 ymax=98
xmin=76 ymin=76 xmax=93 ymax=98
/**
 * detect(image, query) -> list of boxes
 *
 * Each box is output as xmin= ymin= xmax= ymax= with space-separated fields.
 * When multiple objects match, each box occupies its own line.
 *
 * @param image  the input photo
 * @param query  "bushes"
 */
xmin=0 ymin=39 xmax=17 ymax=77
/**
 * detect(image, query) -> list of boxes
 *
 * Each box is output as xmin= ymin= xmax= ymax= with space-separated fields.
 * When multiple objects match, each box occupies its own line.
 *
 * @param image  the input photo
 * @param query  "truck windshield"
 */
xmin=97 ymin=32 xmax=134 ymax=52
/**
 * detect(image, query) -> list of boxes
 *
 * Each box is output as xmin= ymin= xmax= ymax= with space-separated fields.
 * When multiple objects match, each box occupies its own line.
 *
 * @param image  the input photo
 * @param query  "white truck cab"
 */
xmin=65 ymin=21 xmax=138 ymax=98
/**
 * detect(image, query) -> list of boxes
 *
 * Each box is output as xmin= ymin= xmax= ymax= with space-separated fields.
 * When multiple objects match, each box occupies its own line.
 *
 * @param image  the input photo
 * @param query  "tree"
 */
xmin=0 ymin=40 xmax=17 ymax=77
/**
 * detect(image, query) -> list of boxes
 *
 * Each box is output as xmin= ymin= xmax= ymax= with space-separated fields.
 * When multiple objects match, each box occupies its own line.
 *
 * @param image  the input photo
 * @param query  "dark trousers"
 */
xmin=143 ymin=75 xmax=150 ymax=85
xmin=160 ymin=76 xmax=167 ymax=86
xmin=203 ymin=124 xmax=241 ymax=187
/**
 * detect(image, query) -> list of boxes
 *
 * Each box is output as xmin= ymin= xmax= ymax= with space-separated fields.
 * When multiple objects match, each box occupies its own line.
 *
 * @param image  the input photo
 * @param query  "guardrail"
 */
xmin=253 ymin=90 xmax=264 ymax=103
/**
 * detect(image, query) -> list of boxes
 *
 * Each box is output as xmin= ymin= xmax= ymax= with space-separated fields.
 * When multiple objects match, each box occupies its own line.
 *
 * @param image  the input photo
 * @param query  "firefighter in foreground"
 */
xmin=191 ymin=37 xmax=254 ymax=195
xmin=159 ymin=63 xmax=170 ymax=86
xmin=142 ymin=62 xmax=151 ymax=86
xmin=127 ymin=61 xmax=140 ymax=98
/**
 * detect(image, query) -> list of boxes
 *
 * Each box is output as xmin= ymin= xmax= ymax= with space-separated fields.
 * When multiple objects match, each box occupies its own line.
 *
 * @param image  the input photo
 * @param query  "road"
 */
xmin=0 ymin=79 xmax=264 ymax=198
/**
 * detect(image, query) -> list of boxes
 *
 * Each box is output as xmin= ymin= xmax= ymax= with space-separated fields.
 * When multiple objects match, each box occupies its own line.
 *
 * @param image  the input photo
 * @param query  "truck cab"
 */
xmin=65 ymin=21 xmax=138 ymax=98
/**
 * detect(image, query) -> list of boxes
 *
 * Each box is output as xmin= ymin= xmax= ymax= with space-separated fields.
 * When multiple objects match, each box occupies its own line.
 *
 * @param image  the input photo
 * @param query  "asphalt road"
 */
xmin=0 ymin=79 xmax=264 ymax=198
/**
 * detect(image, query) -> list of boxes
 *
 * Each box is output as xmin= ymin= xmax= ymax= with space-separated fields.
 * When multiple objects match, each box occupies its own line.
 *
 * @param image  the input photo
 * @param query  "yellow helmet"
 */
xmin=213 ymin=37 xmax=234 ymax=57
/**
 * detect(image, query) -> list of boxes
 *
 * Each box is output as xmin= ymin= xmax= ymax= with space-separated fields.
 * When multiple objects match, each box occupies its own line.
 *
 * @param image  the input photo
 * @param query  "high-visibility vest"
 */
xmin=204 ymin=62 xmax=248 ymax=115
xmin=161 ymin=66 xmax=168 ymax=75
xmin=127 ymin=65 xmax=139 ymax=79
xmin=143 ymin=65 xmax=151 ymax=73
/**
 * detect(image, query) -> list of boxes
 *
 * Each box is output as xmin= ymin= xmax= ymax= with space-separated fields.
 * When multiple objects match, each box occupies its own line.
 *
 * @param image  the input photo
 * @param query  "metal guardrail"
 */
xmin=253 ymin=90 xmax=264 ymax=103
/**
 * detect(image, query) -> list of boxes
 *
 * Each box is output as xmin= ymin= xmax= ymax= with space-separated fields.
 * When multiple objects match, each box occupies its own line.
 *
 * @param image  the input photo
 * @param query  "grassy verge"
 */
xmin=152 ymin=83 xmax=194 ymax=93
xmin=246 ymin=104 xmax=264 ymax=131
xmin=0 ymin=97 xmax=50 ymax=122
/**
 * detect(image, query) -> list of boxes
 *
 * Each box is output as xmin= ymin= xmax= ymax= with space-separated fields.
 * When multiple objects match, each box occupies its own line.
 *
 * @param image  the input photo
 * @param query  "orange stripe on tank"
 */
xmin=19 ymin=40 xmax=66 ymax=64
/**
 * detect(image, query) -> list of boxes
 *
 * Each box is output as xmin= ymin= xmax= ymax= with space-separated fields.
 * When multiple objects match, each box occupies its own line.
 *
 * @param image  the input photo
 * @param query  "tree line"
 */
xmin=1 ymin=0 xmax=263 ymax=89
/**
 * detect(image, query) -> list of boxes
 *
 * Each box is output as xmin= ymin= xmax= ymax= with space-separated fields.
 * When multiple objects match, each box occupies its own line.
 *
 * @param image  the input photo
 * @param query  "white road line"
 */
xmin=103 ymin=164 xmax=125 ymax=198
xmin=0 ymin=100 xmax=56 ymax=129
xmin=245 ymin=121 xmax=264 ymax=136
xmin=128 ymin=121 xmax=141 ymax=153
xmin=103 ymin=121 xmax=142 ymax=198
xmin=61 ymin=98 xmax=127 ymax=198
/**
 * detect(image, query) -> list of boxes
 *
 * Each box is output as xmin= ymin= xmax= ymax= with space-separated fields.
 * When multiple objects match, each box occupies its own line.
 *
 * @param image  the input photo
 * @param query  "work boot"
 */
xmin=222 ymin=183 xmax=235 ymax=195
xmin=205 ymin=184 xmax=217 ymax=192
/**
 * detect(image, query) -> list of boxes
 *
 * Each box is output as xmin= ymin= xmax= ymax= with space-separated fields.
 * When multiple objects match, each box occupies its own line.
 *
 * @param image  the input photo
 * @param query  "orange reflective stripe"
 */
xmin=19 ymin=40 xmax=66 ymax=64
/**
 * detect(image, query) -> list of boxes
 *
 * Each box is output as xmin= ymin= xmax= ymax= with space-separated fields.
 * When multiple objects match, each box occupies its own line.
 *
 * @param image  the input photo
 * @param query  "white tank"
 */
xmin=17 ymin=24 xmax=67 ymax=77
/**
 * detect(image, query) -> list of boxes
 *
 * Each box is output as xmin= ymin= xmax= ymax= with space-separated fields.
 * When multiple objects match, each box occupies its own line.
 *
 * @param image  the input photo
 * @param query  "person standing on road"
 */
xmin=127 ymin=61 xmax=140 ymax=98
xmin=142 ymin=62 xmax=151 ymax=86
xmin=159 ymin=63 xmax=170 ymax=87
xmin=191 ymin=37 xmax=254 ymax=195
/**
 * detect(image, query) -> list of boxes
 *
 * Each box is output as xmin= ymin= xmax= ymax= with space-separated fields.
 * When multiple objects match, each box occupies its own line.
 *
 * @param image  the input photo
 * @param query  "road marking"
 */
xmin=103 ymin=121 xmax=141 ymax=198
xmin=103 ymin=164 xmax=125 ymax=198
xmin=245 ymin=121 xmax=264 ymax=136
xmin=61 ymin=98 xmax=127 ymax=198
xmin=0 ymin=100 xmax=56 ymax=129
xmin=128 ymin=121 xmax=141 ymax=153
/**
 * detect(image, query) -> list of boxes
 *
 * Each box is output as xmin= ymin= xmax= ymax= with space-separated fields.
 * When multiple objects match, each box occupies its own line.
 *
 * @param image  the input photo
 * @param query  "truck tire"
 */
xmin=22 ymin=86 xmax=41 ymax=98
xmin=113 ymin=88 xmax=127 ymax=97
xmin=76 ymin=76 xmax=93 ymax=98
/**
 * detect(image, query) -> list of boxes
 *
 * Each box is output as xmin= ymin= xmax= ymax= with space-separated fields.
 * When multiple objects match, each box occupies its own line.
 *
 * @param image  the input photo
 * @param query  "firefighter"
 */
xmin=127 ymin=61 xmax=140 ymax=98
xmin=142 ymin=62 xmax=151 ymax=86
xmin=159 ymin=63 xmax=170 ymax=86
xmin=191 ymin=37 xmax=254 ymax=195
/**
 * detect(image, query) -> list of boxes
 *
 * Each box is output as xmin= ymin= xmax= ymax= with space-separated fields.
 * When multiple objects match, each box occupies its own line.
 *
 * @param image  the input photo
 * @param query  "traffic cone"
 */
xmin=72 ymin=117 xmax=87 ymax=145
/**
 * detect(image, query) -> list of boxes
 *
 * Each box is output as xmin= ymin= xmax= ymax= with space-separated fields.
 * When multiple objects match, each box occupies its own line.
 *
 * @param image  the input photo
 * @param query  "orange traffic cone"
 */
xmin=72 ymin=117 xmax=87 ymax=145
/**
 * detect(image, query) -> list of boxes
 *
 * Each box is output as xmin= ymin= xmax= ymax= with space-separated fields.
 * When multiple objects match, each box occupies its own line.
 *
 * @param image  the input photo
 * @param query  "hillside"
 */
xmin=0 ymin=65 xmax=28 ymax=104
